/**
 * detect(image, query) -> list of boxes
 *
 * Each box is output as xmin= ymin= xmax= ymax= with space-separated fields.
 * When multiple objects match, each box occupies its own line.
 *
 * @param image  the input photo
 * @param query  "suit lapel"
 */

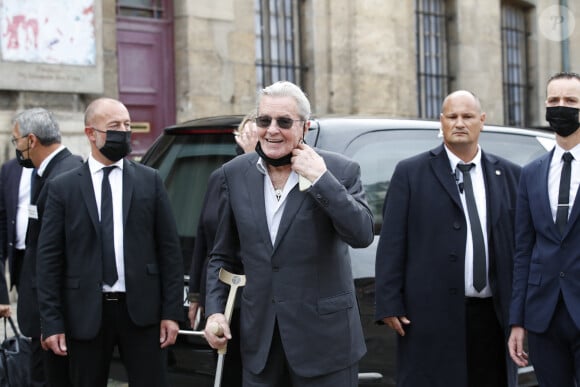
xmin=534 ymin=151 xmax=558 ymax=236
xmin=244 ymin=158 xmax=272 ymax=250
xmin=9 ymin=163 xmax=23 ymax=208
xmin=122 ymin=159 xmax=134 ymax=228
xmin=481 ymin=152 xmax=502 ymax=228
xmin=273 ymin=183 xmax=304 ymax=252
xmin=430 ymin=145 xmax=462 ymax=210
xmin=79 ymin=162 xmax=100 ymax=233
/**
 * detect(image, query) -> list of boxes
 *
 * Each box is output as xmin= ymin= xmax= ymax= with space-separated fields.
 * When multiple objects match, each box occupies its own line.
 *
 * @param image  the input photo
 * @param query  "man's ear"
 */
xmin=27 ymin=133 xmax=37 ymax=148
xmin=85 ymin=126 xmax=96 ymax=140
xmin=302 ymin=120 xmax=310 ymax=139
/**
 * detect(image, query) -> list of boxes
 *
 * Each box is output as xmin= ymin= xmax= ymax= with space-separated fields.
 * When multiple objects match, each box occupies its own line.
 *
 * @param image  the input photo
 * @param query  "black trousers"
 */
xmin=30 ymin=338 xmax=73 ymax=387
xmin=12 ymin=248 xmax=25 ymax=289
xmin=67 ymin=294 xmax=166 ymax=387
xmin=465 ymin=297 xmax=508 ymax=387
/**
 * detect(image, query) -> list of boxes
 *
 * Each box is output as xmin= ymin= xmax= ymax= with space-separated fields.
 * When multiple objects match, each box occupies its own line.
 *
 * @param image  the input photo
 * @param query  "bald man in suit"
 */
xmin=37 ymin=98 xmax=183 ymax=387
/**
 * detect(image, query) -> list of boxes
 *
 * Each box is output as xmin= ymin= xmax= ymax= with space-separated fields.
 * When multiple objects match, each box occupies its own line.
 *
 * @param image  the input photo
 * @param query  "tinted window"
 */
xmin=151 ymin=135 xmax=236 ymax=237
xmin=345 ymin=129 xmax=551 ymax=233
xmin=145 ymin=133 xmax=237 ymax=272
xmin=345 ymin=130 xmax=442 ymax=233
xmin=478 ymin=132 xmax=551 ymax=165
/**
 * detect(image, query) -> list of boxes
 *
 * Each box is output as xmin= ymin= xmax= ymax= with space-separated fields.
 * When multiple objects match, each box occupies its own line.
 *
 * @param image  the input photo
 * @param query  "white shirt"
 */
xmin=256 ymin=158 xmax=298 ymax=245
xmin=36 ymin=145 xmax=66 ymax=178
xmin=15 ymin=167 xmax=32 ymax=250
xmin=88 ymin=154 xmax=126 ymax=292
xmin=549 ymin=144 xmax=580 ymax=222
xmin=445 ymin=145 xmax=492 ymax=297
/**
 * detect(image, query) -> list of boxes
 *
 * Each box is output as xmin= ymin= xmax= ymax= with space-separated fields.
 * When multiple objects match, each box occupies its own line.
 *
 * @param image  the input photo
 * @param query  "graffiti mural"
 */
xmin=0 ymin=0 xmax=95 ymax=65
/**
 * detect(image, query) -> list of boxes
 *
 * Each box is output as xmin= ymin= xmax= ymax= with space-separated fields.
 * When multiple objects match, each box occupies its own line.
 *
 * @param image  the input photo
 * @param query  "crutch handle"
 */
xmin=207 ymin=321 xmax=224 ymax=337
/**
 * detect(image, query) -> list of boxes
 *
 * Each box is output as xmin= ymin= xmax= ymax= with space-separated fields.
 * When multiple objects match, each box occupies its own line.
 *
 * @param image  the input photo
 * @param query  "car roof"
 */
xmin=162 ymin=114 xmax=555 ymax=150
xmin=306 ymin=116 xmax=555 ymax=153
xmin=310 ymin=116 xmax=554 ymax=137
xmin=164 ymin=115 xmax=245 ymax=133
xmin=166 ymin=114 xmax=553 ymax=136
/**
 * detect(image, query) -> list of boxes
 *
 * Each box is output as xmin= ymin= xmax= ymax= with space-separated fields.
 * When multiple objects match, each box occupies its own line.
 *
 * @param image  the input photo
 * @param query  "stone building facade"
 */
xmin=0 ymin=0 xmax=578 ymax=163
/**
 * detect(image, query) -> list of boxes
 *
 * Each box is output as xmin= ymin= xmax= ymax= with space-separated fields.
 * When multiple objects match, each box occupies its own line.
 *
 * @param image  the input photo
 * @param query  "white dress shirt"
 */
xmin=256 ymin=158 xmax=298 ymax=245
xmin=445 ymin=145 xmax=492 ymax=297
xmin=15 ymin=167 xmax=32 ymax=250
xmin=88 ymin=155 xmax=126 ymax=292
xmin=36 ymin=145 xmax=66 ymax=177
xmin=549 ymin=144 xmax=580 ymax=223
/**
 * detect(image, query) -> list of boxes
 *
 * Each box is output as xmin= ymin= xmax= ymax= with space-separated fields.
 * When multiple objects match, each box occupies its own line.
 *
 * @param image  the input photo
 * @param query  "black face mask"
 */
xmin=546 ymin=106 xmax=580 ymax=137
xmin=99 ymin=130 xmax=132 ymax=162
xmin=255 ymin=141 xmax=292 ymax=167
xmin=15 ymin=147 xmax=34 ymax=169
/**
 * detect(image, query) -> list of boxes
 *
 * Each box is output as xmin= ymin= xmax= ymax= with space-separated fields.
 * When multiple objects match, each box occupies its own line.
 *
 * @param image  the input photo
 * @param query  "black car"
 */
xmin=115 ymin=115 xmax=554 ymax=386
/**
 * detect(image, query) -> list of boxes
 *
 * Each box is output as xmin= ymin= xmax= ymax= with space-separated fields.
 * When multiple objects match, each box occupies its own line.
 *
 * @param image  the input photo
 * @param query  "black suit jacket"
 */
xmin=374 ymin=144 xmax=521 ymax=387
xmin=17 ymin=148 xmax=83 ymax=337
xmin=188 ymin=168 xmax=222 ymax=306
xmin=0 ymin=159 xmax=23 ymax=304
xmin=37 ymin=160 xmax=183 ymax=339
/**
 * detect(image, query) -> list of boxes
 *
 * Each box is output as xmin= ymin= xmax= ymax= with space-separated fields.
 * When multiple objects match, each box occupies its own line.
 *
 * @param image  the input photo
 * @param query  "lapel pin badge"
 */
xmin=495 ymin=170 xmax=501 ymax=176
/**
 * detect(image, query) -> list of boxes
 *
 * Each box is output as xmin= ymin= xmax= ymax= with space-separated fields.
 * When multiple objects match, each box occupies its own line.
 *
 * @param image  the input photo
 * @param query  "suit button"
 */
xmin=449 ymin=288 xmax=457 ymax=295
xmin=560 ymin=272 xmax=566 ymax=278
xmin=453 ymin=221 xmax=461 ymax=230
xmin=272 ymin=266 xmax=279 ymax=272
xmin=449 ymin=254 xmax=457 ymax=262
xmin=271 ymin=298 xmax=275 ymax=303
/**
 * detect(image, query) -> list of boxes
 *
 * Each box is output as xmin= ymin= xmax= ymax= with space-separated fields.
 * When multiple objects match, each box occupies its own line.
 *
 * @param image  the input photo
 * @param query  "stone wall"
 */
xmin=0 ymin=0 xmax=579 ymax=164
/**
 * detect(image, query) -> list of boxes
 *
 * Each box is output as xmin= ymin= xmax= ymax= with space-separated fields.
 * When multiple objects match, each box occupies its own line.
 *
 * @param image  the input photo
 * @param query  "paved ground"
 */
xmin=1 ymin=292 xmax=128 ymax=387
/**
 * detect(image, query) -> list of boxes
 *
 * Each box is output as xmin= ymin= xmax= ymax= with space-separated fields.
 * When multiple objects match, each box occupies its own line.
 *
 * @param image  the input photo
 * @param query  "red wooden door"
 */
xmin=116 ymin=1 xmax=175 ymax=157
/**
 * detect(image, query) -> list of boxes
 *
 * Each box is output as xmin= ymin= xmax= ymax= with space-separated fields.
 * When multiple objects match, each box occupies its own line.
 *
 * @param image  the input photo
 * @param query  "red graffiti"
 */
xmin=3 ymin=14 xmax=39 ymax=50
xmin=83 ymin=5 xmax=93 ymax=16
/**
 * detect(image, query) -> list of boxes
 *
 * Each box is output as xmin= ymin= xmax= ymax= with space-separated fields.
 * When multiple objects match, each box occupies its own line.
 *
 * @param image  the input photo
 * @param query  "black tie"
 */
xmin=101 ymin=166 xmax=118 ymax=286
xmin=30 ymin=168 xmax=42 ymax=202
xmin=457 ymin=163 xmax=486 ymax=292
xmin=556 ymin=152 xmax=574 ymax=235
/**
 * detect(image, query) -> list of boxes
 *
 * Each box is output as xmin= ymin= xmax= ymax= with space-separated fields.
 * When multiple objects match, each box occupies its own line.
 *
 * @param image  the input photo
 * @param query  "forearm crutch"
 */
xmin=178 ymin=268 xmax=246 ymax=387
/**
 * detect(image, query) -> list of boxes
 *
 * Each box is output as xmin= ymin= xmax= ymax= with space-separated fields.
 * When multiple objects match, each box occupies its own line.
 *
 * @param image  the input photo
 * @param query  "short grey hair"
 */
xmin=14 ymin=108 xmax=61 ymax=145
xmin=257 ymin=81 xmax=311 ymax=120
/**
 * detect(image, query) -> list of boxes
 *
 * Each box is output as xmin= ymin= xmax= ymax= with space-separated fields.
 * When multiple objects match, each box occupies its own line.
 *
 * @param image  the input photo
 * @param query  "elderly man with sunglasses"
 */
xmin=204 ymin=81 xmax=374 ymax=387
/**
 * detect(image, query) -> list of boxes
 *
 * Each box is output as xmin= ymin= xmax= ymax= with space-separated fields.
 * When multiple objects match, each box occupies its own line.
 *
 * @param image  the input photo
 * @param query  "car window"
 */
xmin=148 ymin=135 xmax=237 ymax=238
xmin=345 ymin=130 xmax=442 ymax=233
xmin=345 ymin=129 xmax=551 ymax=234
xmin=478 ymin=132 xmax=553 ymax=165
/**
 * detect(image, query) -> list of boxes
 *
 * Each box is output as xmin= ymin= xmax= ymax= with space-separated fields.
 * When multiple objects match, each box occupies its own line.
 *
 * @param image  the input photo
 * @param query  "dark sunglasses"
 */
xmin=255 ymin=115 xmax=304 ymax=129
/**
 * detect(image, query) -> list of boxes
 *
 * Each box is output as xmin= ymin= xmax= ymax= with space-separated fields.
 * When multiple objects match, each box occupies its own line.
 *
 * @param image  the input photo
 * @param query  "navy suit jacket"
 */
xmin=375 ymin=144 xmax=520 ymax=387
xmin=37 ymin=160 xmax=183 ymax=339
xmin=510 ymin=149 xmax=580 ymax=332
xmin=0 ymin=159 xmax=23 ymax=304
xmin=17 ymin=148 xmax=83 ymax=337
xmin=205 ymin=149 xmax=374 ymax=378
